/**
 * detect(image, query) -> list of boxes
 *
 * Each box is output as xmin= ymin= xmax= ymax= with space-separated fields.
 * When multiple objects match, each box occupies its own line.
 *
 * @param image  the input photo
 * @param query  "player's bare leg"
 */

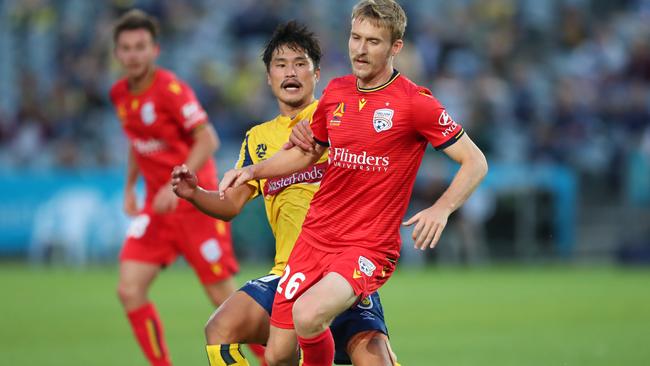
xmin=203 ymin=277 xmax=237 ymax=307
xmin=293 ymin=272 xmax=357 ymax=337
xmin=117 ymin=260 xmax=171 ymax=366
xmin=292 ymin=272 xmax=358 ymax=365
xmin=117 ymin=260 xmax=161 ymax=311
xmin=265 ymin=326 xmax=300 ymax=366
xmin=347 ymin=331 xmax=399 ymax=366
xmin=205 ymin=291 xmax=269 ymax=366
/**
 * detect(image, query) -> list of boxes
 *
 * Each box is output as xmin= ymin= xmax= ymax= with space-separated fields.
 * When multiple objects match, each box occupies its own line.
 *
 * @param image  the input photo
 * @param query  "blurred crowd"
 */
xmin=1 ymin=0 xmax=649 ymax=202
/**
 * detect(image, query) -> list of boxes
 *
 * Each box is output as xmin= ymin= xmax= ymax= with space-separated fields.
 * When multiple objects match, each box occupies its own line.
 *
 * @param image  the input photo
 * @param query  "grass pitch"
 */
xmin=0 ymin=263 xmax=648 ymax=365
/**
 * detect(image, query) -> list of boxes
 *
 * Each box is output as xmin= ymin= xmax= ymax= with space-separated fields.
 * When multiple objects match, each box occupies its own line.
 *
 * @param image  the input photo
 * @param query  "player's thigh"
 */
xmin=347 ymin=331 xmax=395 ymax=366
xmin=265 ymin=325 xmax=299 ymax=365
xmin=206 ymin=290 xmax=270 ymax=345
xmin=203 ymin=277 xmax=237 ymax=306
xmin=294 ymin=272 xmax=357 ymax=324
xmin=117 ymin=260 xmax=162 ymax=292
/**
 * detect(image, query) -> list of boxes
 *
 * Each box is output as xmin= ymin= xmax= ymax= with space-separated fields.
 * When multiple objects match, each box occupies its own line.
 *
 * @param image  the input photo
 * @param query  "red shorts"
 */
xmin=270 ymin=237 xmax=397 ymax=329
xmin=120 ymin=207 xmax=238 ymax=284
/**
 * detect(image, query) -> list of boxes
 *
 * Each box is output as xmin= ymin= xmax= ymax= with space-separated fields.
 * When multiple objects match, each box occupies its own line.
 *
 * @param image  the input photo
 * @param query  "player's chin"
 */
xmin=278 ymin=94 xmax=308 ymax=108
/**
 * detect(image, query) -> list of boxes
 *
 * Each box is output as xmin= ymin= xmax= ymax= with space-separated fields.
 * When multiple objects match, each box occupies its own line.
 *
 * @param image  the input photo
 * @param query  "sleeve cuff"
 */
xmin=434 ymin=128 xmax=465 ymax=150
xmin=314 ymin=137 xmax=329 ymax=147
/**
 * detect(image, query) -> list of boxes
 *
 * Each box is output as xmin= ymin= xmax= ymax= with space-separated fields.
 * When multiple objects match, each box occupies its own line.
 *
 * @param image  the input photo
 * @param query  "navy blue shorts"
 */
xmin=239 ymin=274 xmax=389 ymax=365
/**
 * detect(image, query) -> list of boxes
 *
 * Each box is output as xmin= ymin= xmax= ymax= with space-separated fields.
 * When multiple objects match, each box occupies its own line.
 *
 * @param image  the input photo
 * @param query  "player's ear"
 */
xmin=314 ymin=67 xmax=320 ymax=83
xmin=391 ymin=39 xmax=404 ymax=57
xmin=267 ymin=72 xmax=272 ymax=86
xmin=153 ymin=43 xmax=161 ymax=57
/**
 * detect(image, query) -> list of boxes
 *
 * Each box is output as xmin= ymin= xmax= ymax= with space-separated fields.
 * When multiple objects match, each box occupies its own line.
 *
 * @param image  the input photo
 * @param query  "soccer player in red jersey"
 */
xmin=173 ymin=21 xmax=399 ymax=366
xmin=219 ymin=1 xmax=488 ymax=365
xmin=109 ymin=10 xmax=241 ymax=366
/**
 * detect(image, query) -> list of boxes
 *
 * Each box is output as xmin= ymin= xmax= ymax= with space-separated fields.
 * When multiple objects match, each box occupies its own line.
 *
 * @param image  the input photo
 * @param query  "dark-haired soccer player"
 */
xmin=109 ymin=9 xmax=241 ymax=366
xmin=173 ymin=21 xmax=399 ymax=366
xmin=219 ymin=1 xmax=489 ymax=365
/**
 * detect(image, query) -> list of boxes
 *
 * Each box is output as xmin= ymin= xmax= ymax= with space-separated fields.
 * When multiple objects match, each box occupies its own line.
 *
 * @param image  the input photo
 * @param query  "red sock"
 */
xmin=297 ymin=329 xmax=335 ymax=366
xmin=247 ymin=344 xmax=267 ymax=366
xmin=127 ymin=303 xmax=172 ymax=366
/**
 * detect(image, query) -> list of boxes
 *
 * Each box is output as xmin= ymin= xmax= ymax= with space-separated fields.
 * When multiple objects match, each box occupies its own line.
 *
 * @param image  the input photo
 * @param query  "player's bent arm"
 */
xmin=437 ymin=133 xmax=488 ymax=214
xmin=185 ymin=124 xmax=219 ymax=172
xmin=187 ymin=183 xmax=255 ymax=221
xmin=252 ymin=144 xmax=324 ymax=179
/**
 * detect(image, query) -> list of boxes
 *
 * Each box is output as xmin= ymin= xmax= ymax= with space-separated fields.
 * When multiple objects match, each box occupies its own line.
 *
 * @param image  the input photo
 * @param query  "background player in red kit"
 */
xmin=110 ymin=10 xmax=240 ymax=366
xmin=218 ymin=1 xmax=488 ymax=365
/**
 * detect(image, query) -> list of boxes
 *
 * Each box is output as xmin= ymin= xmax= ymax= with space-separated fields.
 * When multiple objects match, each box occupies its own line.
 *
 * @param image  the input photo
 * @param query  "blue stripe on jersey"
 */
xmin=242 ymin=135 xmax=254 ymax=167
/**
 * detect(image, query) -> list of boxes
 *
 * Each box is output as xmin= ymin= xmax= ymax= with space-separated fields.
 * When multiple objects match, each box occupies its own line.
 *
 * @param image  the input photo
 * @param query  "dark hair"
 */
xmin=113 ymin=9 xmax=160 ymax=43
xmin=262 ymin=21 xmax=321 ymax=71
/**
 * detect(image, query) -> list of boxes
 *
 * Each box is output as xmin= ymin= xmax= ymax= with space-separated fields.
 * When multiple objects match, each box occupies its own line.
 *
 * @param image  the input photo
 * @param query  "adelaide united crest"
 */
xmin=372 ymin=108 xmax=394 ymax=132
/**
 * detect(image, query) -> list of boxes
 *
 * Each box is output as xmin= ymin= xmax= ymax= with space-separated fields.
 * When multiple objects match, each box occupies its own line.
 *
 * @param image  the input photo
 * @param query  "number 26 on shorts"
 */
xmin=277 ymin=265 xmax=305 ymax=300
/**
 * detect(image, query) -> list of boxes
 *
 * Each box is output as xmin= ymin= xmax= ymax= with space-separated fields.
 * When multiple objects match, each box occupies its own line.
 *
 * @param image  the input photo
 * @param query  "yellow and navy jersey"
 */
xmin=235 ymin=100 xmax=327 ymax=276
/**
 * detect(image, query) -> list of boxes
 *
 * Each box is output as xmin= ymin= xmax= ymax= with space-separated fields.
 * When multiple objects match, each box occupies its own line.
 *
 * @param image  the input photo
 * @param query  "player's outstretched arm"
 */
xmin=219 ymin=145 xmax=325 ymax=197
xmin=404 ymin=134 xmax=488 ymax=250
xmin=282 ymin=119 xmax=316 ymax=152
xmin=171 ymin=164 xmax=254 ymax=221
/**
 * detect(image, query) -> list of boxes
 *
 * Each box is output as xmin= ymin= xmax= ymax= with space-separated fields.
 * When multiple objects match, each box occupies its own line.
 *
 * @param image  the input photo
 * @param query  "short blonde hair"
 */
xmin=351 ymin=0 xmax=407 ymax=43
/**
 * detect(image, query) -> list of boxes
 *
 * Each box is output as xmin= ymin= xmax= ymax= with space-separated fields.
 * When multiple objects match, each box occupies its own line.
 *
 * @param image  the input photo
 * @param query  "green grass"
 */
xmin=0 ymin=263 xmax=648 ymax=366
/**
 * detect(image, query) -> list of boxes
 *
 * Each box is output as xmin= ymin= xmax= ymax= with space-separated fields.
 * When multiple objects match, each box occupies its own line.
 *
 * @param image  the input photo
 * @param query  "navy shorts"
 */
xmin=239 ymin=274 xmax=389 ymax=365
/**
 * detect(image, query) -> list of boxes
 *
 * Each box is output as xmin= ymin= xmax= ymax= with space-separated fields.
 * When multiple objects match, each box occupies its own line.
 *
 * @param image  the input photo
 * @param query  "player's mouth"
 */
xmin=281 ymin=79 xmax=302 ymax=92
xmin=354 ymin=58 xmax=369 ymax=66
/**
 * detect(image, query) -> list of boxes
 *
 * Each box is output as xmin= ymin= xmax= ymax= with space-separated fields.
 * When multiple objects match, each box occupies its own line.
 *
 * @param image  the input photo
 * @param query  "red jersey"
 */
xmin=110 ymin=68 xmax=218 ymax=211
xmin=302 ymin=71 xmax=464 ymax=257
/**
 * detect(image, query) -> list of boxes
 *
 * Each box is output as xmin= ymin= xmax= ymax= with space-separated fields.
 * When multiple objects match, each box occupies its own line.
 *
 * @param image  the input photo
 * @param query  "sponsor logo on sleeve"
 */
xmin=439 ymin=109 xmax=459 ymax=137
xmin=181 ymin=101 xmax=207 ymax=129
xmin=372 ymin=108 xmax=394 ymax=132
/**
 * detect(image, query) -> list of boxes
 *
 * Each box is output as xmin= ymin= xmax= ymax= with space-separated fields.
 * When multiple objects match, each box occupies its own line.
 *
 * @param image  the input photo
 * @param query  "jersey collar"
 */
xmin=356 ymin=69 xmax=400 ymax=93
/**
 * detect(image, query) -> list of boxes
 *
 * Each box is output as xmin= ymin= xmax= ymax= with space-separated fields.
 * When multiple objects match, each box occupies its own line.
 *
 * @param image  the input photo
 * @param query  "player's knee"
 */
xmin=264 ymin=345 xmax=294 ymax=366
xmin=116 ymin=282 xmax=145 ymax=306
xmin=348 ymin=332 xmax=395 ymax=366
xmin=292 ymin=299 xmax=328 ymax=335
xmin=204 ymin=311 xmax=241 ymax=344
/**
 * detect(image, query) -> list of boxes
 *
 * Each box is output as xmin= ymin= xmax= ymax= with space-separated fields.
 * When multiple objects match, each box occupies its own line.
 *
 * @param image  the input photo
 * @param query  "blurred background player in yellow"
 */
xmin=172 ymin=21 xmax=399 ymax=366
xmin=110 ymin=9 xmax=240 ymax=366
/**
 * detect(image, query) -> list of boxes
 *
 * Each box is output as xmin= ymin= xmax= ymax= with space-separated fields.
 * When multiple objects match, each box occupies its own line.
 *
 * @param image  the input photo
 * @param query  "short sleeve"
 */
xmin=411 ymin=88 xmax=465 ymax=150
xmin=311 ymin=85 xmax=331 ymax=147
xmin=165 ymin=79 xmax=209 ymax=132
xmin=234 ymin=130 xmax=261 ymax=199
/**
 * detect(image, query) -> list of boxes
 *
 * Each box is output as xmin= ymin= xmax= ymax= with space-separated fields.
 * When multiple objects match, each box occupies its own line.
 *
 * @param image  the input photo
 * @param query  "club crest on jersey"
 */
xmin=256 ymin=143 xmax=267 ymax=159
xmin=330 ymin=102 xmax=345 ymax=126
xmin=141 ymin=101 xmax=157 ymax=125
xmin=358 ymin=256 xmax=376 ymax=276
xmin=372 ymin=108 xmax=393 ymax=133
